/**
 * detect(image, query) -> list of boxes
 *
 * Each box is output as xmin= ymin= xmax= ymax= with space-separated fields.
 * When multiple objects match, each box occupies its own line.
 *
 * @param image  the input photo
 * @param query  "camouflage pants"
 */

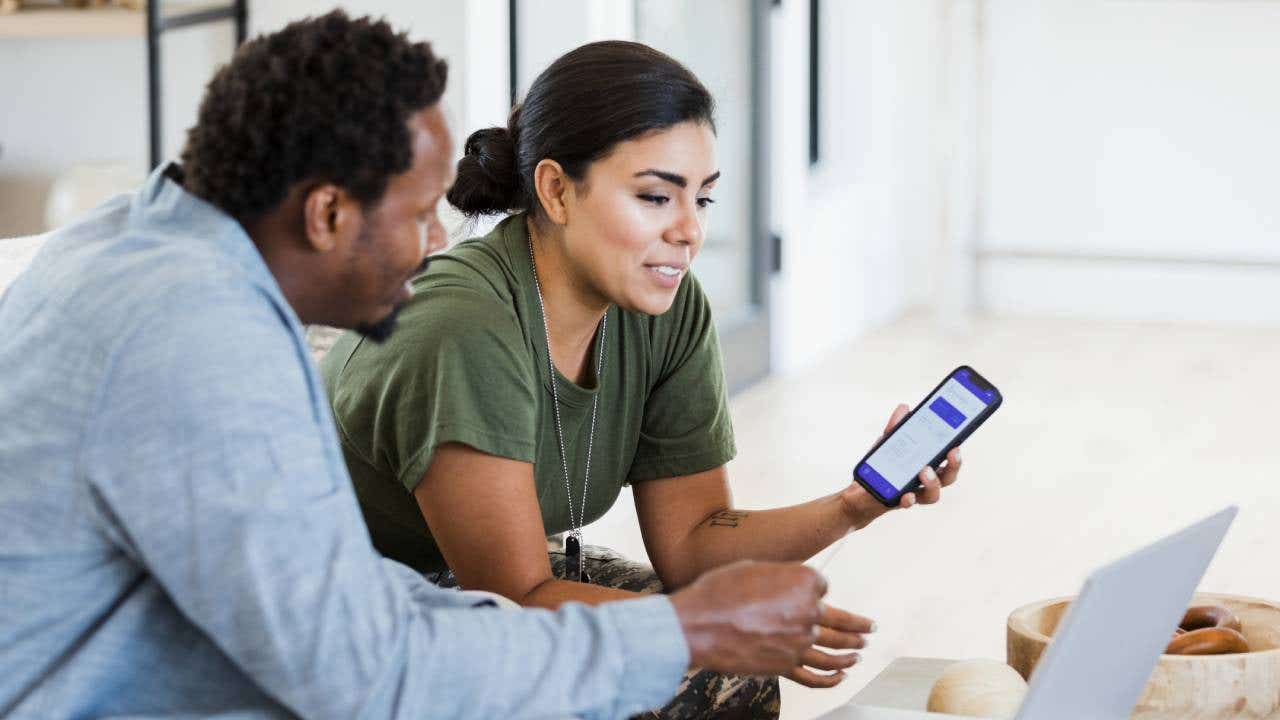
xmin=429 ymin=543 xmax=781 ymax=720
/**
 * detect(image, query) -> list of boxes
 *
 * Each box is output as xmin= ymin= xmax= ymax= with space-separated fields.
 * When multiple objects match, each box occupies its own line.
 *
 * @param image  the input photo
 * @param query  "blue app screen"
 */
xmin=856 ymin=369 xmax=995 ymax=500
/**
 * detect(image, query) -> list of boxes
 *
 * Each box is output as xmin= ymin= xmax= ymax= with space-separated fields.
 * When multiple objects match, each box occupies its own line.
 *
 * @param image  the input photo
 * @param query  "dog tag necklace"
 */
xmin=528 ymin=237 xmax=606 ymax=584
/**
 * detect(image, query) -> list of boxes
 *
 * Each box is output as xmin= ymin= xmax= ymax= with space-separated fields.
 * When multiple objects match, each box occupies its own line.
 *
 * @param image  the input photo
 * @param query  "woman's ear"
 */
xmin=302 ymin=183 xmax=359 ymax=253
xmin=532 ymin=159 xmax=571 ymax=226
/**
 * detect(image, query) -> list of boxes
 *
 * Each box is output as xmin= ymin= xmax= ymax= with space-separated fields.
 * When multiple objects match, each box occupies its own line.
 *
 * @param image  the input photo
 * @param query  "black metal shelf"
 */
xmin=146 ymin=0 xmax=246 ymax=169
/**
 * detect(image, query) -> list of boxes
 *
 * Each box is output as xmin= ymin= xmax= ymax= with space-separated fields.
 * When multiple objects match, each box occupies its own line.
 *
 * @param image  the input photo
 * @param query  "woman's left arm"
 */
xmin=634 ymin=404 xmax=961 ymax=590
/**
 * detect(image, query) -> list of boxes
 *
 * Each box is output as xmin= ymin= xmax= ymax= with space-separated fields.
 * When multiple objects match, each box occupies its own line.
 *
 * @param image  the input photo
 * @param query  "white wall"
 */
xmin=0 ymin=23 xmax=232 ymax=235
xmin=774 ymin=0 xmax=1280 ymax=370
xmin=251 ymin=1 xmax=488 ymax=137
xmin=2 ymin=0 xmax=949 ymax=375
xmin=515 ymin=0 xmax=634 ymax=96
xmin=978 ymin=0 xmax=1280 ymax=325
xmin=0 ymin=1 xmax=506 ymax=239
xmin=18 ymin=2 xmax=1268 ymax=367
xmin=253 ymin=0 xmax=509 ymax=240
xmin=769 ymin=0 xmax=951 ymax=373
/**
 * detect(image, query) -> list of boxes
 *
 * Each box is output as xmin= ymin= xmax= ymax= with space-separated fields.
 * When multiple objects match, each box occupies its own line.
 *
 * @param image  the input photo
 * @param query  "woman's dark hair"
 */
xmin=180 ymin=10 xmax=448 ymax=224
xmin=447 ymin=40 xmax=715 ymax=218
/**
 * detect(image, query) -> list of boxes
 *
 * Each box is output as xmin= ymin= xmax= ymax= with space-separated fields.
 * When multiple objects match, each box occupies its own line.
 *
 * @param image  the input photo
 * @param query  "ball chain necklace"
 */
xmin=527 ymin=236 xmax=607 ymax=584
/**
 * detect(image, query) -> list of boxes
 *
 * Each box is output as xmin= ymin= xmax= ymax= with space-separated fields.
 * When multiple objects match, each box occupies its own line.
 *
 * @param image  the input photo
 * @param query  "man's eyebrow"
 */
xmin=634 ymin=169 xmax=722 ymax=188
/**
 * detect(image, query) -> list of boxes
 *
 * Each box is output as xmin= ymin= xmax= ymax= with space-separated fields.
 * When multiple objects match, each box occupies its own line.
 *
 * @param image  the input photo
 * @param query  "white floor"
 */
xmin=583 ymin=312 xmax=1280 ymax=719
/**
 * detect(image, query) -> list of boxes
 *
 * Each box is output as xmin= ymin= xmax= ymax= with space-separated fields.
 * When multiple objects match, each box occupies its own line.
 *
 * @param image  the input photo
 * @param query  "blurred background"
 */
xmin=2 ymin=1 xmax=1278 ymax=718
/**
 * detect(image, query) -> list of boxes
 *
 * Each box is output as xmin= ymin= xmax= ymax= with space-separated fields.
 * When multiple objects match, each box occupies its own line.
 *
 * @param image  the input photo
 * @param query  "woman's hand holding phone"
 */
xmin=838 ymin=404 xmax=963 ymax=530
xmin=777 ymin=404 xmax=960 ymax=689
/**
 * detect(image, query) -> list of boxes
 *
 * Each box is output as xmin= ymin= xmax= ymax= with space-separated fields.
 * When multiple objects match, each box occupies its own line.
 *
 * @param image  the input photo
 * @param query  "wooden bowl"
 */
xmin=1007 ymin=593 xmax=1280 ymax=719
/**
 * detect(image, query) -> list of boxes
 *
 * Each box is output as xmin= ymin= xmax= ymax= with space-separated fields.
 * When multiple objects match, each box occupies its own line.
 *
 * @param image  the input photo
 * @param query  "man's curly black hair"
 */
xmin=179 ymin=10 xmax=448 ymax=224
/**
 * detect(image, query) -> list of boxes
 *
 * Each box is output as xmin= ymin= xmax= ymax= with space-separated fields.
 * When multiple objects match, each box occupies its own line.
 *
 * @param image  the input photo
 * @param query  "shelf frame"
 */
xmin=147 ymin=0 xmax=247 ymax=168
xmin=0 ymin=2 xmax=246 ymax=171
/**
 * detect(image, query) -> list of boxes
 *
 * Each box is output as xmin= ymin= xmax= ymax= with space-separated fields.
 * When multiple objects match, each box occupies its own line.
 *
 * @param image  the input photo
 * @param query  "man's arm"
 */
xmin=82 ymin=295 xmax=687 ymax=720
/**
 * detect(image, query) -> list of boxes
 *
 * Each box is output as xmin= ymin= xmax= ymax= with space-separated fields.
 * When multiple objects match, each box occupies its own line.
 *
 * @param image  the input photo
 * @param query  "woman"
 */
xmin=320 ymin=40 xmax=961 ymax=718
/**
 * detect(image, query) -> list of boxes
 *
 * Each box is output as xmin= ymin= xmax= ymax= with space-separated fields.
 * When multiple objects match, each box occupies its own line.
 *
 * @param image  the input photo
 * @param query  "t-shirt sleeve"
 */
xmin=627 ymin=272 xmax=736 ymax=482
xmin=328 ymin=283 xmax=539 ymax=493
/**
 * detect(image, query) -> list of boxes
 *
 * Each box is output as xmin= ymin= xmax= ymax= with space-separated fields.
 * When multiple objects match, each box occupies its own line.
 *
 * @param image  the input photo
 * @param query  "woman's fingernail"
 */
xmin=869 ymin=621 xmax=878 ymax=633
xmin=851 ymin=652 xmax=862 ymax=664
xmin=926 ymin=467 xmax=938 ymax=482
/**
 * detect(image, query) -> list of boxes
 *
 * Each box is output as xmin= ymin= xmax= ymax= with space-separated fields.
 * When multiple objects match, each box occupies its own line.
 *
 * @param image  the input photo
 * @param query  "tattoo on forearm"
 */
xmin=707 ymin=510 xmax=749 ymax=528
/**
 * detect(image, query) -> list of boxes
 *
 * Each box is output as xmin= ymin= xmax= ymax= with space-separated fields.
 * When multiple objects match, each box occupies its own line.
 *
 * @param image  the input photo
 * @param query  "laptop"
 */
xmin=821 ymin=506 xmax=1238 ymax=720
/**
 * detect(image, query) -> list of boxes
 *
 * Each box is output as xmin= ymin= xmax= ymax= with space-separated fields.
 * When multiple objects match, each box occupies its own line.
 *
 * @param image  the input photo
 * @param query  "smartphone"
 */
xmin=853 ymin=365 xmax=1002 ymax=507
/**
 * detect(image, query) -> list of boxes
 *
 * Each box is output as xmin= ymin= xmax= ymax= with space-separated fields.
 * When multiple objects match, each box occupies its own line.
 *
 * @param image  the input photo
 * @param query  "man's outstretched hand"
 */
xmin=669 ymin=561 xmax=873 ymax=686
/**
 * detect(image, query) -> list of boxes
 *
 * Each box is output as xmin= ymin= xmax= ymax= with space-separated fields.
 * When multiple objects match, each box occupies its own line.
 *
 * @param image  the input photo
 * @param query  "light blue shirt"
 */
xmin=0 ymin=166 xmax=688 ymax=719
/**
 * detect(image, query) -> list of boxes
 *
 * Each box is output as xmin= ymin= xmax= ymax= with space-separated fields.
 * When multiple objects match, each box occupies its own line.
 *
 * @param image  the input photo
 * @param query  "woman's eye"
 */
xmin=638 ymin=194 xmax=670 ymax=206
xmin=696 ymin=197 xmax=716 ymax=209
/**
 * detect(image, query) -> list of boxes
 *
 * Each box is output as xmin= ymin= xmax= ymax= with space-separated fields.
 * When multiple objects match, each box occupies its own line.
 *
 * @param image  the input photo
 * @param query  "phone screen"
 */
xmin=855 ymin=368 xmax=998 ymax=501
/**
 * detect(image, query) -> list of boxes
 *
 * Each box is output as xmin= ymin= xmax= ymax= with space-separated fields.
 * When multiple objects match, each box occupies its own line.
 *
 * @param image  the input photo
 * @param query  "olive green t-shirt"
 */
xmin=319 ymin=214 xmax=735 ymax=574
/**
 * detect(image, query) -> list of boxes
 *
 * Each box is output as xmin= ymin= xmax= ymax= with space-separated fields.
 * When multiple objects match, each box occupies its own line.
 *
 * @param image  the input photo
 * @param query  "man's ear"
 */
xmin=302 ymin=184 xmax=358 ymax=253
xmin=532 ymin=159 xmax=573 ymax=226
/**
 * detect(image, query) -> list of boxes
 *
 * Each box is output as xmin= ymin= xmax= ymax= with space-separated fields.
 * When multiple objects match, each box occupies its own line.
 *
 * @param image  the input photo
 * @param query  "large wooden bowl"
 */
xmin=1007 ymin=593 xmax=1280 ymax=719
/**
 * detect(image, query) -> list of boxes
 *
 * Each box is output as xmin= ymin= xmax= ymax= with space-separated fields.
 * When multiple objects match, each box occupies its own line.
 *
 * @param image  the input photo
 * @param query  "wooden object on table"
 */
xmin=841 ymin=657 xmax=1026 ymax=718
xmin=1008 ymin=592 xmax=1280 ymax=719
xmin=851 ymin=657 xmax=958 ymax=711
xmin=925 ymin=659 xmax=1027 ymax=719
xmin=816 ymin=657 xmax=979 ymax=719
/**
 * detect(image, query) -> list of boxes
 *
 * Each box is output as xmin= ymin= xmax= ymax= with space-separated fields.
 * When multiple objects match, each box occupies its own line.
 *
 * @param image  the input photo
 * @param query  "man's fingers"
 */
xmin=799 ymin=647 xmax=860 ymax=672
xmin=818 ymin=603 xmax=877 ymax=635
xmin=814 ymin=627 xmax=867 ymax=650
xmin=787 ymin=666 xmax=847 ymax=689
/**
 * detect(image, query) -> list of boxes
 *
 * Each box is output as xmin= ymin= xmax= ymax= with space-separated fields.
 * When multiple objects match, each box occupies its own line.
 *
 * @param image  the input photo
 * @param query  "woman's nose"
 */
xmin=667 ymin=205 xmax=704 ymax=247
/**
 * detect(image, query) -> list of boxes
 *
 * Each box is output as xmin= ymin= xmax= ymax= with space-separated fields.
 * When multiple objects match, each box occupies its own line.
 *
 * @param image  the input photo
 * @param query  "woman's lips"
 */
xmin=645 ymin=263 xmax=686 ymax=289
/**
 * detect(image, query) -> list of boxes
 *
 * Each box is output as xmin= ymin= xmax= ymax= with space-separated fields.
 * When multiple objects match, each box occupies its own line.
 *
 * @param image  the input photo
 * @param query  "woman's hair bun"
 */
xmin=447 ymin=125 xmax=523 ymax=216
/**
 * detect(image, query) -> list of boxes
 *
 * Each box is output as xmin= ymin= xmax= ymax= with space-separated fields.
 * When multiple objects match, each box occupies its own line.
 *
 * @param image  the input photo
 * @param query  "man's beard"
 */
xmin=352 ymin=238 xmax=433 ymax=343
xmin=355 ymin=302 xmax=404 ymax=343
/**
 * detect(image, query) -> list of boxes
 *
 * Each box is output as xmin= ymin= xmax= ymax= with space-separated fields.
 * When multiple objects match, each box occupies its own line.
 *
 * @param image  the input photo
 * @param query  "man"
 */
xmin=0 ymin=11 xmax=870 ymax=719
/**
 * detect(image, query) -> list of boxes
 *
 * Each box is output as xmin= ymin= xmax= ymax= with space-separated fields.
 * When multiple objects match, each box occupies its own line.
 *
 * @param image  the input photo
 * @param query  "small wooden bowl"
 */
xmin=1007 ymin=593 xmax=1280 ymax=719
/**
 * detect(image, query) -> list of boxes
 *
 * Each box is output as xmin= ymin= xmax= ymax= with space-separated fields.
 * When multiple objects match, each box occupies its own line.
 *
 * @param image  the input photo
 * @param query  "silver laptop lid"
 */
xmin=1015 ymin=506 xmax=1237 ymax=720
